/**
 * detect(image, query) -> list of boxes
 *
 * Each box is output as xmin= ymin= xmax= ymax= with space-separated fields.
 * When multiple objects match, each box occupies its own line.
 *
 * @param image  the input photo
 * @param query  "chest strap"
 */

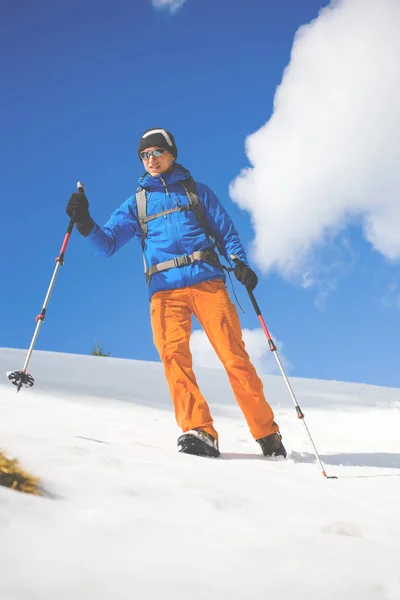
xmin=146 ymin=249 xmax=221 ymax=281
xmin=140 ymin=203 xmax=191 ymax=226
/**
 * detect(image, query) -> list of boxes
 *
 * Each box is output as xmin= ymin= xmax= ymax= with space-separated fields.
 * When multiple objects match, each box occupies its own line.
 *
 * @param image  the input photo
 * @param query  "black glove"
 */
xmin=234 ymin=259 xmax=258 ymax=292
xmin=66 ymin=192 xmax=93 ymax=236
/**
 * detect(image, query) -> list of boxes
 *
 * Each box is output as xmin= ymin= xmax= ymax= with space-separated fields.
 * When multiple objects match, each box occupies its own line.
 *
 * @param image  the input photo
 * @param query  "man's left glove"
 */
xmin=234 ymin=260 xmax=258 ymax=292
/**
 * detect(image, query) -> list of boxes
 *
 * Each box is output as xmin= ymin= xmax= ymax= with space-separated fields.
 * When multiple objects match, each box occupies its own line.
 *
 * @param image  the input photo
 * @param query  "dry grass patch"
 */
xmin=0 ymin=450 xmax=40 ymax=495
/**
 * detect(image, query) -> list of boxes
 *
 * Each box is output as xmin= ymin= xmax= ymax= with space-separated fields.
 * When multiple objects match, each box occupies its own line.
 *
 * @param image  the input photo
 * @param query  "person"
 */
xmin=66 ymin=128 xmax=286 ymax=459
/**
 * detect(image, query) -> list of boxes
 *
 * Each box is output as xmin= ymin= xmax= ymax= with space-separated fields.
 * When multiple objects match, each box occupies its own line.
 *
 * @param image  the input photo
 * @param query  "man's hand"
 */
xmin=234 ymin=259 xmax=258 ymax=292
xmin=66 ymin=191 xmax=94 ymax=236
xmin=66 ymin=191 xmax=91 ymax=223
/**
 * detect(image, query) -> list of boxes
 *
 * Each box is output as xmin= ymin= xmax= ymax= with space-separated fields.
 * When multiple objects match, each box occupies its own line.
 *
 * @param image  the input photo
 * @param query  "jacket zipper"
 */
xmin=160 ymin=177 xmax=186 ymax=284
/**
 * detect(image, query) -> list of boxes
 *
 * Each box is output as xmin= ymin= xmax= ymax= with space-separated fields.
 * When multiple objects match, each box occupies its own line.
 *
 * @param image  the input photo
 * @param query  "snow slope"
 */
xmin=0 ymin=347 xmax=399 ymax=600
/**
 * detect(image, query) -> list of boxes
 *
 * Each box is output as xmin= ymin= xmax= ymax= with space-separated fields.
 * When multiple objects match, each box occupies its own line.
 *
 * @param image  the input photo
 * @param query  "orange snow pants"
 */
xmin=150 ymin=279 xmax=279 ymax=442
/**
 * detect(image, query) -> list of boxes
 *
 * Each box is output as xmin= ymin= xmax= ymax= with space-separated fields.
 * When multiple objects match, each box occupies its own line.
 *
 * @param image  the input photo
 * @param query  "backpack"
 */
xmin=136 ymin=177 xmax=224 ymax=284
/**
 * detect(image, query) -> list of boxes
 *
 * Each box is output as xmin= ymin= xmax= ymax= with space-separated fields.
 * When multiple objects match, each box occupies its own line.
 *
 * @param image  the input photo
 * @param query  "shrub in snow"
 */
xmin=0 ymin=450 xmax=40 ymax=495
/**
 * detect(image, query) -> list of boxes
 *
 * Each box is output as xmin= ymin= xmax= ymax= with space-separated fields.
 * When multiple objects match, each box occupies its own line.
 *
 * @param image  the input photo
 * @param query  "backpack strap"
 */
xmin=146 ymin=248 xmax=221 ymax=280
xmin=136 ymin=186 xmax=194 ymax=240
xmin=136 ymin=178 xmax=224 ymax=284
xmin=136 ymin=187 xmax=149 ymax=250
xmin=137 ymin=179 xmax=206 ymax=234
xmin=142 ymin=204 xmax=191 ymax=224
xmin=180 ymin=179 xmax=215 ymax=242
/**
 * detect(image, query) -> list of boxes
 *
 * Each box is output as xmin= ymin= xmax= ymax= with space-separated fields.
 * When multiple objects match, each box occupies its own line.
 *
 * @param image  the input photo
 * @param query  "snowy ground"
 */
xmin=0 ymin=347 xmax=399 ymax=600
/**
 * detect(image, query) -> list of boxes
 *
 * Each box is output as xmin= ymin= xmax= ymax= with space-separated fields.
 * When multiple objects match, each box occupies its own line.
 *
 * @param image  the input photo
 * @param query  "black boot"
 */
xmin=256 ymin=432 xmax=287 ymax=458
xmin=177 ymin=429 xmax=220 ymax=458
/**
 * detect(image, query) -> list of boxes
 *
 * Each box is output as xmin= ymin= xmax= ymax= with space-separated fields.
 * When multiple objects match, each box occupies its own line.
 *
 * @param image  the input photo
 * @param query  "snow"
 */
xmin=0 ymin=347 xmax=399 ymax=600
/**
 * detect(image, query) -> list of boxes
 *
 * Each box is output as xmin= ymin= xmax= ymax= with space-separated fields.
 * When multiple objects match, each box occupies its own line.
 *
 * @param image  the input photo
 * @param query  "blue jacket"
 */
xmin=86 ymin=163 xmax=249 ymax=298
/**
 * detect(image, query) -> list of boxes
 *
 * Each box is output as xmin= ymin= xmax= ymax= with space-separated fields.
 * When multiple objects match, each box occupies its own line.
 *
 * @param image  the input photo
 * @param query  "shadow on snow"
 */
xmin=290 ymin=451 xmax=400 ymax=470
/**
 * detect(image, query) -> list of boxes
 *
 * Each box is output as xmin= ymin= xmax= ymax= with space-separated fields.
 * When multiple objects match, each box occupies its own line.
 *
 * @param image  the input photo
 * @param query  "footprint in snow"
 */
xmin=323 ymin=522 xmax=363 ymax=538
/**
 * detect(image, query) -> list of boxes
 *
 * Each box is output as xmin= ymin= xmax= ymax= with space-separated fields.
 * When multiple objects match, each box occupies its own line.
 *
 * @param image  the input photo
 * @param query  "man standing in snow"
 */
xmin=66 ymin=128 xmax=286 ymax=459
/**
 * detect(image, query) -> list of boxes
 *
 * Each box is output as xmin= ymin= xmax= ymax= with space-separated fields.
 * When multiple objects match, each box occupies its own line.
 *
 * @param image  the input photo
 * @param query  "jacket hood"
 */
xmin=138 ymin=163 xmax=192 ymax=190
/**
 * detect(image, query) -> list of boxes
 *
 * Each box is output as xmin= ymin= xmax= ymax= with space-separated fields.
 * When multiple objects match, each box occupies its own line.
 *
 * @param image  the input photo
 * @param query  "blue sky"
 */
xmin=1 ymin=0 xmax=400 ymax=388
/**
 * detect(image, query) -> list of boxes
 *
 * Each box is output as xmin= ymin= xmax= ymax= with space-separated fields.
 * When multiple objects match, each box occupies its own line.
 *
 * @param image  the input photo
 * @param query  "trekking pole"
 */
xmin=7 ymin=182 xmax=85 ymax=393
xmin=230 ymin=255 xmax=337 ymax=479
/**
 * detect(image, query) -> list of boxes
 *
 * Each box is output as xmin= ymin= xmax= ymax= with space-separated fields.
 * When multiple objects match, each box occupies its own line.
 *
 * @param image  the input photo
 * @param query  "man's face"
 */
xmin=140 ymin=146 xmax=175 ymax=177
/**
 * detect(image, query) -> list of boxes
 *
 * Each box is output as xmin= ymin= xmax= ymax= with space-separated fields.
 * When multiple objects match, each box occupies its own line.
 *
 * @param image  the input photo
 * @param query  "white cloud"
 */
xmin=151 ymin=0 xmax=186 ymax=14
xmin=230 ymin=0 xmax=400 ymax=290
xmin=190 ymin=328 xmax=290 ymax=376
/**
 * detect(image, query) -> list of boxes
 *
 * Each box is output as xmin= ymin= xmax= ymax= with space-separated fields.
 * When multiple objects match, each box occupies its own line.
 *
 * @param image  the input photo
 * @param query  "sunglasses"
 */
xmin=140 ymin=148 xmax=167 ymax=160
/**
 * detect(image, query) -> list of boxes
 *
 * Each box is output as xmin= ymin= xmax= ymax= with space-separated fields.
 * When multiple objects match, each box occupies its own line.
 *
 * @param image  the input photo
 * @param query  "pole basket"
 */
xmin=7 ymin=371 xmax=35 ymax=391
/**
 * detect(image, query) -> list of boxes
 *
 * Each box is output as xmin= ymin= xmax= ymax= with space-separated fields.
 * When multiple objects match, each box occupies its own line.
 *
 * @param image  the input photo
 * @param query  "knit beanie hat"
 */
xmin=138 ymin=128 xmax=178 ymax=160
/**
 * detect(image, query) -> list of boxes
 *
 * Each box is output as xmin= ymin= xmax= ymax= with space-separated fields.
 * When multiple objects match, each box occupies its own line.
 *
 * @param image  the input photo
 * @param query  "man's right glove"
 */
xmin=66 ymin=192 xmax=94 ymax=236
xmin=234 ymin=259 xmax=258 ymax=292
